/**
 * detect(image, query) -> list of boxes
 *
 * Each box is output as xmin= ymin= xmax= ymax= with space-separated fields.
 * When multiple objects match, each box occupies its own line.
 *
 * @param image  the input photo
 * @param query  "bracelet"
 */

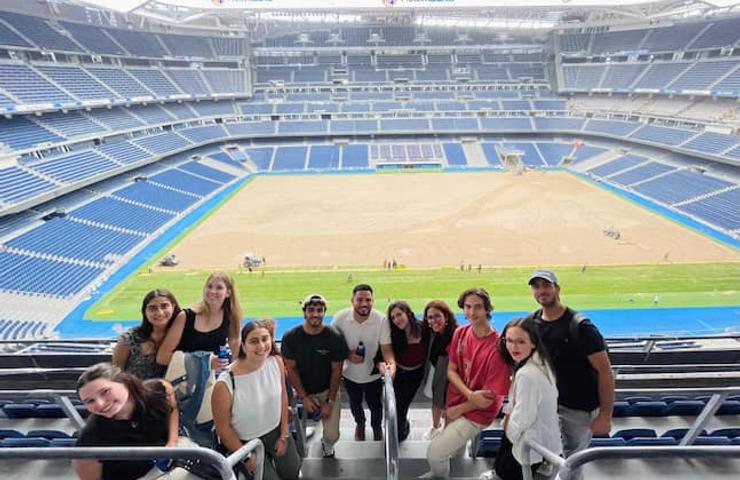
xmin=280 ymin=432 xmax=290 ymax=439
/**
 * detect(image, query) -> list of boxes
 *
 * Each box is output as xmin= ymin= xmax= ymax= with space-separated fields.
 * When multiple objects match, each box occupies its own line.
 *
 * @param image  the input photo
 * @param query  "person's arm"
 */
xmin=378 ymin=343 xmax=396 ymax=377
xmin=587 ymin=350 xmax=615 ymax=435
xmin=275 ymin=356 xmax=291 ymax=456
xmin=111 ymin=338 xmax=130 ymax=371
xmin=320 ymin=360 xmax=343 ymax=418
xmin=504 ymin=373 xmax=539 ymax=444
xmin=211 ymin=381 xmax=243 ymax=454
xmin=284 ymin=357 xmax=317 ymax=413
xmin=72 ymin=459 xmax=102 ymax=480
xmin=160 ymin=380 xmax=179 ymax=447
xmin=447 ymin=359 xmax=493 ymax=410
xmin=156 ymin=310 xmax=186 ymax=366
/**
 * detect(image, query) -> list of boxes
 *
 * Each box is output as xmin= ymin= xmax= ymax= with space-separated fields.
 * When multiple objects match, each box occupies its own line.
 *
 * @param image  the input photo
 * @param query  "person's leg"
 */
xmin=558 ymin=406 xmax=595 ymax=480
xmin=426 ymin=416 xmax=482 ymax=478
xmin=394 ymin=368 xmax=424 ymax=441
xmin=316 ymin=390 xmax=341 ymax=447
xmin=343 ymin=377 xmax=367 ymax=427
xmin=273 ymin=436 xmax=302 ymax=480
xmin=365 ymin=378 xmax=384 ymax=434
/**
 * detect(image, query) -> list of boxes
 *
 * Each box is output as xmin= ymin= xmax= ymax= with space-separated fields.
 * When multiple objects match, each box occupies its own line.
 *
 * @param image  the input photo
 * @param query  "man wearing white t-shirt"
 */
xmin=332 ymin=284 xmax=395 ymax=442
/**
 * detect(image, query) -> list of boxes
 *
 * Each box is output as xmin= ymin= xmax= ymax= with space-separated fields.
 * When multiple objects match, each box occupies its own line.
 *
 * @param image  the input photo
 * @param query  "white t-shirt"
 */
xmin=217 ymin=356 xmax=281 ymax=440
xmin=332 ymin=307 xmax=391 ymax=384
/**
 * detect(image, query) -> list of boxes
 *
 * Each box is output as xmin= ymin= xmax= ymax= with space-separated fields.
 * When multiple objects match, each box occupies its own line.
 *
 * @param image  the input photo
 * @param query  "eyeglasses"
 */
xmin=425 ymin=314 xmax=445 ymax=323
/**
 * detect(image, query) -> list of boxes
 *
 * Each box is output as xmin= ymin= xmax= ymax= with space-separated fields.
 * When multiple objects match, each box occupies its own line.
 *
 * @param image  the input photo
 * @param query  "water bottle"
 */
xmin=215 ymin=344 xmax=230 ymax=377
xmin=355 ymin=341 xmax=365 ymax=359
xmin=154 ymin=458 xmax=173 ymax=472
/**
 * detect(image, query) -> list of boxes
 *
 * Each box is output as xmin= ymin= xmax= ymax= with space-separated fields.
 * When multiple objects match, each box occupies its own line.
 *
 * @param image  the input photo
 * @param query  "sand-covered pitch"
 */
xmin=165 ymin=171 xmax=739 ymax=269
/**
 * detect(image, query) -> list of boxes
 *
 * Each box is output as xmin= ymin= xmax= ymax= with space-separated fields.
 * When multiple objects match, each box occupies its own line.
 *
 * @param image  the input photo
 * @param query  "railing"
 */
xmin=520 ymin=386 xmax=740 ymax=479
xmin=382 ymin=370 xmax=399 ymax=480
xmin=0 ymin=440 xmax=265 ymax=480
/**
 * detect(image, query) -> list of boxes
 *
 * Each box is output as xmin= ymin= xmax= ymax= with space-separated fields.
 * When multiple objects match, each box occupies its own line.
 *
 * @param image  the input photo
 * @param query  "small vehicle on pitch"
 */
xmin=159 ymin=254 xmax=179 ymax=267
xmin=243 ymin=252 xmax=262 ymax=269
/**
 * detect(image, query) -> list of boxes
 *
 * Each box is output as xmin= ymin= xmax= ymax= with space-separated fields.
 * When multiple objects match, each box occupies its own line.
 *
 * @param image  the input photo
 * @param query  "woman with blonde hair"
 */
xmin=157 ymin=272 xmax=243 ymax=369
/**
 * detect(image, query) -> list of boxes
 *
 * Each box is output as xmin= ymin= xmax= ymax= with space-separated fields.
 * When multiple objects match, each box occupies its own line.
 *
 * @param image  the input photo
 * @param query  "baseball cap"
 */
xmin=301 ymin=293 xmax=327 ymax=308
xmin=528 ymin=269 xmax=558 ymax=285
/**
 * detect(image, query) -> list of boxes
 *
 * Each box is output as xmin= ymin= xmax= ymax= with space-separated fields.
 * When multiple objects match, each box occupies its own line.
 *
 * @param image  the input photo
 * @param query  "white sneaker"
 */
xmin=305 ymin=426 xmax=316 ymax=439
xmin=417 ymin=471 xmax=436 ymax=479
xmin=478 ymin=470 xmax=500 ymax=480
xmin=320 ymin=439 xmax=335 ymax=458
xmin=422 ymin=426 xmax=441 ymax=441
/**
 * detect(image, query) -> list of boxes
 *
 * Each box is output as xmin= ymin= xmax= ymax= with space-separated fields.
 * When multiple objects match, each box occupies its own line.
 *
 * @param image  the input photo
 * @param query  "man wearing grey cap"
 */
xmin=282 ymin=294 xmax=347 ymax=458
xmin=528 ymin=269 xmax=614 ymax=480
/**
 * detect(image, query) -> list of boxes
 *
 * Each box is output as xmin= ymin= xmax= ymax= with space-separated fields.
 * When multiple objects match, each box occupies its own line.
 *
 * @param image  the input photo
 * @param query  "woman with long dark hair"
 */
xmin=383 ymin=300 xmax=429 ymax=442
xmin=422 ymin=299 xmax=458 ymax=440
xmin=490 ymin=317 xmax=562 ymax=480
xmin=73 ymin=363 xmax=180 ymax=480
xmin=113 ymin=289 xmax=181 ymax=380
xmin=211 ymin=319 xmax=301 ymax=480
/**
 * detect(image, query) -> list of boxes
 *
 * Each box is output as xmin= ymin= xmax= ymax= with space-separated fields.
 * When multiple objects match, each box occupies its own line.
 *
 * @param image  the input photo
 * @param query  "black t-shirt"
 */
xmin=176 ymin=308 xmax=229 ymax=354
xmin=428 ymin=329 xmax=454 ymax=367
xmin=280 ymin=324 xmax=347 ymax=395
xmin=76 ymin=383 xmax=170 ymax=480
xmin=532 ymin=307 xmax=607 ymax=411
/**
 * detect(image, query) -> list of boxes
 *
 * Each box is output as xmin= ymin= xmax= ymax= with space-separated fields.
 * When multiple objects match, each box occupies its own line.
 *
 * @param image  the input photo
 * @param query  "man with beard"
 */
xmin=332 ymin=284 xmax=395 ymax=442
xmin=282 ymin=294 xmax=347 ymax=458
xmin=528 ymin=269 xmax=614 ymax=480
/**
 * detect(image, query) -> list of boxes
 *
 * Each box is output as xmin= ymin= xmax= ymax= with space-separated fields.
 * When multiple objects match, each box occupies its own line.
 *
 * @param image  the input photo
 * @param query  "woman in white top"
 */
xmin=212 ymin=319 xmax=301 ymax=480
xmin=492 ymin=317 xmax=562 ymax=480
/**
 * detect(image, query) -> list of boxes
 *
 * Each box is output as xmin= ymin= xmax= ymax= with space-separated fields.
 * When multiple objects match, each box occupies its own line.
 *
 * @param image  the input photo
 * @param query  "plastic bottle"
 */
xmin=215 ymin=344 xmax=230 ymax=377
xmin=355 ymin=341 xmax=365 ymax=359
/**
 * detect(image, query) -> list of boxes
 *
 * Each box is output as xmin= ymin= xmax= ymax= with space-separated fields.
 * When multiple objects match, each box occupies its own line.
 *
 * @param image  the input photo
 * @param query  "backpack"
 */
xmin=528 ymin=308 xmax=587 ymax=355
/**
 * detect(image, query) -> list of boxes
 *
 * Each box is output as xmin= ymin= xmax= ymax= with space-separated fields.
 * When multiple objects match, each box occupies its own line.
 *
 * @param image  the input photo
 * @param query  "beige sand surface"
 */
xmin=166 ymin=171 xmax=739 ymax=269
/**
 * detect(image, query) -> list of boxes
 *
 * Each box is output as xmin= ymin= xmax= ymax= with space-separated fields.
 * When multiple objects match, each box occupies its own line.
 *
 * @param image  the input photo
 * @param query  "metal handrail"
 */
xmin=382 ymin=370 xmax=399 ymax=480
xmin=555 ymin=446 xmax=740 ymax=480
xmin=0 ymin=442 xmax=265 ymax=480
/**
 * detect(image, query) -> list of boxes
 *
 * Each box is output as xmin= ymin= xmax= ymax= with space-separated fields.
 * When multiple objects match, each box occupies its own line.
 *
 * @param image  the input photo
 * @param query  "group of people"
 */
xmin=72 ymin=268 xmax=614 ymax=480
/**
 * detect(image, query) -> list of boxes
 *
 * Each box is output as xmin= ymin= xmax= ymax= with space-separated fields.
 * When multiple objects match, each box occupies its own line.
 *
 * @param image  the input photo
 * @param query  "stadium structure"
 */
xmin=0 ymin=0 xmax=738 ymax=478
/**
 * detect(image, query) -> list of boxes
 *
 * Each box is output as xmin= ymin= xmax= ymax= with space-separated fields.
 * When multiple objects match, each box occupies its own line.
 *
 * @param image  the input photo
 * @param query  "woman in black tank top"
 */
xmin=156 ymin=271 xmax=243 ymax=368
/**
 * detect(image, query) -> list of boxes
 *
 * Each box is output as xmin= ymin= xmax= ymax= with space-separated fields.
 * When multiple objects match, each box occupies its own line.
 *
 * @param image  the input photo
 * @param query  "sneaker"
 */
xmin=478 ymin=470 xmax=500 ymax=480
xmin=305 ymin=426 xmax=316 ymax=439
xmin=372 ymin=426 xmax=383 ymax=441
xmin=423 ymin=426 xmax=441 ymax=441
xmin=417 ymin=471 xmax=436 ymax=479
xmin=321 ymin=439 xmax=335 ymax=458
xmin=354 ymin=424 xmax=366 ymax=441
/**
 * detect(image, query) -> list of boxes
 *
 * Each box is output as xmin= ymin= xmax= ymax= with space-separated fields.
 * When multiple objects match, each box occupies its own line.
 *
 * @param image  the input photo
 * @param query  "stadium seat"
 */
xmin=2 ymin=404 xmax=36 ymax=418
xmin=26 ymin=429 xmax=71 ymax=439
xmin=660 ymin=395 xmax=689 ymax=403
xmin=475 ymin=436 xmax=502 ymax=457
xmin=624 ymin=396 xmax=653 ymax=404
xmin=710 ymin=428 xmax=740 ymax=439
xmin=590 ymin=437 xmax=627 ymax=447
xmin=665 ymin=400 xmax=705 ymax=416
xmin=612 ymin=401 xmax=633 ymax=417
xmin=613 ymin=428 xmax=657 ymax=440
xmin=631 ymin=401 xmax=668 ymax=416
xmin=1 ymin=437 xmax=52 ymax=447
xmin=693 ymin=436 xmax=731 ymax=446
xmin=0 ymin=429 xmax=24 ymax=440
xmin=626 ymin=437 xmax=678 ymax=446
xmin=716 ymin=401 xmax=740 ymax=415
xmin=49 ymin=438 xmax=78 ymax=447
xmin=661 ymin=428 xmax=707 ymax=440
xmin=33 ymin=404 xmax=67 ymax=418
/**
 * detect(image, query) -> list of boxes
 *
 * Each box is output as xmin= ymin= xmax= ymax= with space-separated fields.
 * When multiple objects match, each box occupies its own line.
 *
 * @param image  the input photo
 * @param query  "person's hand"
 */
xmin=347 ymin=351 xmax=364 ymax=364
xmin=244 ymin=455 xmax=257 ymax=475
xmin=320 ymin=400 xmax=333 ymax=419
xmin=590 ymin=413 xmax=612 ymax=436
xmin=378 ymin=362 xmax=396 ymax=378
xmin=210 ymin=353 xmax=229 ymax=371
xmin=446 ymin=404 xmax=462 ymax=421
xmin=274 ymin=435 xmax=288 ymax=456
xmin=469 ymin=390 xmax=494 ymax=409
xmin=303 ymin=396 xmax=318 ymax=416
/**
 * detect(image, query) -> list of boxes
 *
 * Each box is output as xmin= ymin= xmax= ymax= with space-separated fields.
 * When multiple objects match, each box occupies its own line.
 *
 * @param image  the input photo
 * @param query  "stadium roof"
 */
xmin=73 ymin=0 xmax=740 ymax=30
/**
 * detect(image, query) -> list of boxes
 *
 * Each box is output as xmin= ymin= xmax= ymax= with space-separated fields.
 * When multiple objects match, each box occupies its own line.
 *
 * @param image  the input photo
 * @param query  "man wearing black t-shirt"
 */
xmin=282 ymin=294 xmax=348 ymax=458
xmin=528 ymin=269 xmax=614 ymax=480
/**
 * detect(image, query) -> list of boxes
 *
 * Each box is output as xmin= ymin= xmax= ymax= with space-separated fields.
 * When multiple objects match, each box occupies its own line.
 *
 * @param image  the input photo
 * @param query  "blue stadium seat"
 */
xmin=624 ymin=395 xmax=653 ymax=404
xmin=612 ymin=401 xmax=633 ymax=417
xmin=26 ymin=430 xmax=71 ymax=439
xmin=626 ymin=437 xmax=677 ymax=446
xmin=613 ymin=428 xmax=657 ymax=440
xmin=660 ymin=395 xmax=689 ymax=403
xmin=50 ymin=438 xmax=78 ymax=447
xmin=33 ymin=404 xmax=67 ymax=418
xmin=694 ymin=436 xmax=732 ymax=446
xmin=665 ymin=400 xmax=705 ymax=416
xmin=661 ymin=428 xmax=706 ymax=440
xmin=590 ymin=437 xmax=626 ymax=447
xmin=709 ymin=428 xmax=740 ymax=439
xmin=716 ymin=401 xmax=740 ymax=415
xmin=1 ymin=437 xmax=52 ymax=448
xmin=631 ymin=401 xmax=668 ymax=416
xmin=0 ymin=429 xmax=24 ymax=440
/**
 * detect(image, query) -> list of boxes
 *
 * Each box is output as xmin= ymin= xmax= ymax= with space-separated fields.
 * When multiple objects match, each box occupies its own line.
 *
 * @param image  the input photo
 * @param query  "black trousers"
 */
xmin=343 ymin=377 xmax=383 ymax=428
xmin=393 ymin=366 xmax=424 ymax=441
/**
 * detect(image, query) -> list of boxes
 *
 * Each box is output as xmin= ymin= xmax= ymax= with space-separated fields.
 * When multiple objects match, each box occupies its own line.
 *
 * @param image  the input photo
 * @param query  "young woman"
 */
xmin=422 ymin=299 xmax=458 ymax=440
xmin=383 ymin=300 xmax=429 ymax=442
xmin=493 ymin=317 xmax=562 ymax=480
xmin=211 ymin=319 xmax=301 ymax=480
xmin=113 ymin=289 xmax=181 ymax=380
xmin=157 ymin=272 xmax=242 ymax=369
xmin=73 ymin=363 xmax=180 ymax=480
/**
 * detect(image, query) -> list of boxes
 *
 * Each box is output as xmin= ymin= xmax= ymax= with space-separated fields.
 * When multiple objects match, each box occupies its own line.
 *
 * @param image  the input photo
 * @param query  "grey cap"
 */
xmin=301 ymin=293 xmax=327 ymax=308
xmin=528 ymin=269 xmax=558 ymax=285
